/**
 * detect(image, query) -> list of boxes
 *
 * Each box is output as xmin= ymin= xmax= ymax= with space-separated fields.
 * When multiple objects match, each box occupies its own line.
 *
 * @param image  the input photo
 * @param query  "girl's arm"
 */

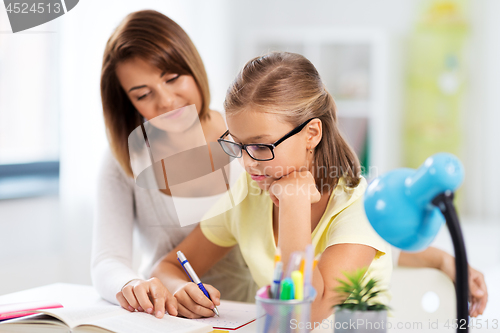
xmin=150 ymin=225 xmax=234 ymax=318
xmin=315 ymin=244 xmax=376 ymax=318
xmin=280 ymin=195 xmax=376 ymax=322
xmin=270 ymin=170 xmax=377 ymax=323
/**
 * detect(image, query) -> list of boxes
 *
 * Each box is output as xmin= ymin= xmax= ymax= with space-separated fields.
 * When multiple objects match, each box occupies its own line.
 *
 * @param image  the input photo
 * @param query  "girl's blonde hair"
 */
xmin=100 ymin=10 xmax=211 ymax=177
xmin=224 ymin=52 xmax=361 ymax=192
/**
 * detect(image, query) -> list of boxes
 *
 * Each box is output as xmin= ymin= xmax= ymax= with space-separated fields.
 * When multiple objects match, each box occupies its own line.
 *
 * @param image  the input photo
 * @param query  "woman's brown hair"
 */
xmin=224 ymin=52 xmax=361 ymax=192
xmin=101 ymin=10 xmax=211 ymax=176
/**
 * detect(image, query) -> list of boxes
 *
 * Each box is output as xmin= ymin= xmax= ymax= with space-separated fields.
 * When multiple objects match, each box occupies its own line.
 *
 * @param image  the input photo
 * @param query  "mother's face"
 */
xmin=116 ymin=57 xmax=203 ymax=122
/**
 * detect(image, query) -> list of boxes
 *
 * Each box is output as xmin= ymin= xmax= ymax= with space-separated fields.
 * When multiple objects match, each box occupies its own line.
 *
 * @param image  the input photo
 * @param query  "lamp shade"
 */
xmin=364 ymin=153 xmax=464 ymax=251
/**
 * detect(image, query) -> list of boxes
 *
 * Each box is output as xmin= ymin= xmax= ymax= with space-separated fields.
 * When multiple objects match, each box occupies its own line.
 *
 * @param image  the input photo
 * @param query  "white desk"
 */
xmin=0 ymin=284 xmax=491 ymax=332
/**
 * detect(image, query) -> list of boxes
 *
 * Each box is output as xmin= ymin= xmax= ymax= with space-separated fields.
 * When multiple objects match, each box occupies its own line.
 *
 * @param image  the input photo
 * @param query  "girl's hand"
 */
xmin=440 ymin=255 xmax=488 ymax=317
xmin=173 ymin=282 xmax=220 ymax=319
xmin=116 ymin=278 xmax=178 ymax=318
xmin=268 ymin=170 xmax=321 ymax=207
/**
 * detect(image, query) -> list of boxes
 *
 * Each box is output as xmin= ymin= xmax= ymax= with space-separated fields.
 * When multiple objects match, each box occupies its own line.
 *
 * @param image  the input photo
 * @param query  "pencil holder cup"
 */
xmin=255 ymin=286 xmax=317 ymax=333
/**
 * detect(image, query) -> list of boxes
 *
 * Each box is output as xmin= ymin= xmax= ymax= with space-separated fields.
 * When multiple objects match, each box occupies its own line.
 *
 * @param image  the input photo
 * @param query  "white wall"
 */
xmin=463 ymin=0 xmax=500 ymax=220
xmin=226 ymin=0 xmax=421 ymax=175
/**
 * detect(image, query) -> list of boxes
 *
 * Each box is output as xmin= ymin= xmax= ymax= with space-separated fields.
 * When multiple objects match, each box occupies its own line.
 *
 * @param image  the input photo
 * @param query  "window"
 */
xmin=0 ymin=19 xmax=60 ymax=199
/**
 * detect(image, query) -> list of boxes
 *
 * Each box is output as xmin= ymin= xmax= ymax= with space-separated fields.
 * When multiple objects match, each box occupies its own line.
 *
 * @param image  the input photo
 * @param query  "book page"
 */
xmin=0 ymin=300 xmax=62 ymax=320
xmin=37 ymin=305 xmax=125 ymax=328
xmin=86 ymin=311 xmax=212 ymax=333
xmin=0 ymin=314 xmax=70 ymax=332
xmin=191 ymin=301 xmax=257 ymax=330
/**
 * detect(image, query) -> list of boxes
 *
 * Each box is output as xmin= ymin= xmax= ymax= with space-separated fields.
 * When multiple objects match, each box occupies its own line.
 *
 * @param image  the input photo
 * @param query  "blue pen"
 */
xmin=177 ymin=251 xmax=219 ymax=316
xmin=271 ymin=261 xmax=283 ymax=299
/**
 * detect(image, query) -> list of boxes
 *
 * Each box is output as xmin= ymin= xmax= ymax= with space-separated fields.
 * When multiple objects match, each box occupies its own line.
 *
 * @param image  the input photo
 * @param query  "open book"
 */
xmin=0 ymin=300 xmax=63 ymax=321
xmin=0 ymin=301 xmax=257 ymax=333
xmin=0 ymin=305 xmax=212 ymax=333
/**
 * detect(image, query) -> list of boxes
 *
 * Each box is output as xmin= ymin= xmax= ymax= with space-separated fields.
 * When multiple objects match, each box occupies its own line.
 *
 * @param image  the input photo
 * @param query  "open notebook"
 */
xmin=0 ymin=301 xmax=256 ymax=332
xmin=192 ymin=301 xmax=257 ymax=330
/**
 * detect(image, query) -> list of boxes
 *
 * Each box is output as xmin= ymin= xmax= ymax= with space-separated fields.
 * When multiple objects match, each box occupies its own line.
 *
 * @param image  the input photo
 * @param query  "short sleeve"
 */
xmin=200 ymin=196 xmax=238 ymax=248
xmin=200 ymin=170 xmax=252 ymax=247
xmin=325 ymin=195 xmax=388 ymax=260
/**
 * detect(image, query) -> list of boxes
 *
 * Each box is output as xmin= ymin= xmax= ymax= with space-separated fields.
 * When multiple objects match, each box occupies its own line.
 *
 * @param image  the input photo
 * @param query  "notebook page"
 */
xmin=191 ymin=301 xmax=257 ymax=330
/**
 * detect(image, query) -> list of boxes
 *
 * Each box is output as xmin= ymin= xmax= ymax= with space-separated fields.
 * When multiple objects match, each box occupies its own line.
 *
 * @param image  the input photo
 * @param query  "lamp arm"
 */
xmin=432 ymin=190 xmax=469 ymax=332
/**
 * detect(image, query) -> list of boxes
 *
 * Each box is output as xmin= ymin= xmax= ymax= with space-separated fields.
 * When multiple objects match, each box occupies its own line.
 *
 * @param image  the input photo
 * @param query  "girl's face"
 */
xmin=116 ymin=57 xmax=203 ymax=123
xmin=226 ymin=110 xmax=318 ymax=191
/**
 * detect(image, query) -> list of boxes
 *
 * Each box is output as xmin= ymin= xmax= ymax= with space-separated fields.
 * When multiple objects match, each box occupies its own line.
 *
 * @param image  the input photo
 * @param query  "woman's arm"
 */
xmin=92 ymin=151 xmax=178 ymax=318
xmin=91 ymin=151 xmax=141 ymax=304
xmin=151 ymin=225 xmax=234 ymax=318
xmin=397 ymin=247 xmax=443 ymax=270
xmin=398 ymin=247 xmax=488 ymax=317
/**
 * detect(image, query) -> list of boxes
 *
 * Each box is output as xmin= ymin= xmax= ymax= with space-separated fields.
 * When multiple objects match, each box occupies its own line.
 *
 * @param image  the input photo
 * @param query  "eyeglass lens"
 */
xmin=220 ymin=141 xmax=273 ymax=161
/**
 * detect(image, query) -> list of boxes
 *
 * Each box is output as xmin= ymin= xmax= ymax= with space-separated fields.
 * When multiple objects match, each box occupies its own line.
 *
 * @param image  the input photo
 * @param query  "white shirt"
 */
xmin=91 ymin=149 xmax=257 ymax=305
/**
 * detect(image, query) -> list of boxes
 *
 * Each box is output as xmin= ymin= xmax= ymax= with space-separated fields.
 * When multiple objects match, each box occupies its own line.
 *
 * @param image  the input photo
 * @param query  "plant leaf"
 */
xmin=331 ymin=266 xmax=388 ymax=311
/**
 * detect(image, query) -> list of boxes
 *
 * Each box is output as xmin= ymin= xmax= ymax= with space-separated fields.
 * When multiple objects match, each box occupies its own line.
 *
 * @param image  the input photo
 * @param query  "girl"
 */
xmin=93 ymin=9 xmax=258 ymax=319
xmin=150 ymin=51 xmax=393 ymax=323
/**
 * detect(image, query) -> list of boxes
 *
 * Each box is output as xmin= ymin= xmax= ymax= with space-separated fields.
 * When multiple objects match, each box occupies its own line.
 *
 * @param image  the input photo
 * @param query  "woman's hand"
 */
xmin=269 ymin=170 xmax=321 ymax=207
xmin=173 ymin=282 xmax=220 ymax=319
xmin=116 ymin=277 xmax=178 ymax=318
xmin=439 ymin=254 xmax=488 ymax=317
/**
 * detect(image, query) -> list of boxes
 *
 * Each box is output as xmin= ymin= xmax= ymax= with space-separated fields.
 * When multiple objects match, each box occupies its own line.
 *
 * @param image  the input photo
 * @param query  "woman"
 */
xmin=92 ymin=9 xmax=258 ymax=319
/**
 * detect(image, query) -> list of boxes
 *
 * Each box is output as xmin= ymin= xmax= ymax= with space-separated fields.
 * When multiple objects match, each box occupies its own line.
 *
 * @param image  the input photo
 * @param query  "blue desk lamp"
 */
xmin=364 ymin=153 xmax=469 ymax=332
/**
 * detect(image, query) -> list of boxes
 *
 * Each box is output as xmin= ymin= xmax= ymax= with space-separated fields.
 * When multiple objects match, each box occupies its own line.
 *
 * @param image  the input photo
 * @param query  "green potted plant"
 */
xmin=333 ymin=267 xmax=390 ymax=333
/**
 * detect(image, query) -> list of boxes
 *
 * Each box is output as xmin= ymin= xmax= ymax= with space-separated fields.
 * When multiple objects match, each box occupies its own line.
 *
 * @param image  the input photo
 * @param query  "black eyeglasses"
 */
xmin=218 ymin=118 xmax=317 ymax=161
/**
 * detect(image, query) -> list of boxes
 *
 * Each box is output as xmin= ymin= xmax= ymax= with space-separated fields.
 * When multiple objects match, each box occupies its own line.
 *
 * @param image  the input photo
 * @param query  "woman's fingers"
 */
xmin=116 ymin=291 xmax=134 ymax=312
xmin=149 ymin=282 xmax=166 ymax=318
xmin=467 ymin=266 xmax=488 ymax=317
xmin=121 ymin=284 xmax=141 ymax=311
xmin=164 ymin=288 xmax=178 ymax=316
xmin=118 ymin=278 xmax=178 ymax=318
xmin=148 ymin=279 xmax=178 ymax=318
xmin=133 ymin=283 xmax=155 ymax=315
xmin=469 ymin=269 xmax=488 ymax=316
